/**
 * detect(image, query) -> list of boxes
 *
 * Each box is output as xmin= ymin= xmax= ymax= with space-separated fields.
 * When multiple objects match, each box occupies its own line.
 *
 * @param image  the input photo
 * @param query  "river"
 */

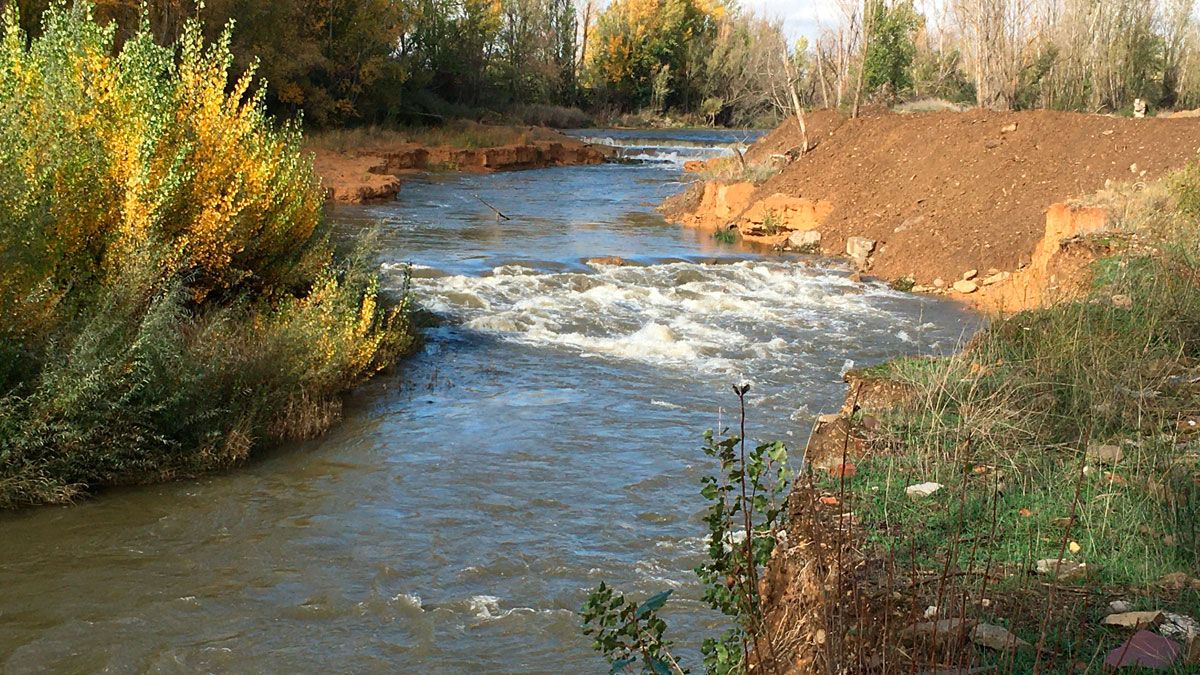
xmin=0 ymin=130 xmax=976 ymax=673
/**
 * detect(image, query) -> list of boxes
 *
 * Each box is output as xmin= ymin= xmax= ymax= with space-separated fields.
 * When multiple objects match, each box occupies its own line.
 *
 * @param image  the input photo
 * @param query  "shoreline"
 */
xmin=660 ymin=108 xmax=1200 ymax=313
xmin=668 ymin=113 xmax=1200 ymax=671
xmin=308 ymin=125 xmax=612 ymax=204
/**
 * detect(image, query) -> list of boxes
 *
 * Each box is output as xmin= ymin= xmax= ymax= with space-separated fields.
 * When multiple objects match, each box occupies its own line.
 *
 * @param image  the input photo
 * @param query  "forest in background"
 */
xmin=3 ymin=0 xmax=1200 ymax=128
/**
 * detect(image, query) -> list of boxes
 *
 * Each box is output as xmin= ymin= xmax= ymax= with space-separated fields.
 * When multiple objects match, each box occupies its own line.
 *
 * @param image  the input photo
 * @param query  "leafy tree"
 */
xmin=863 ymin=0 xmax=919 ymax=97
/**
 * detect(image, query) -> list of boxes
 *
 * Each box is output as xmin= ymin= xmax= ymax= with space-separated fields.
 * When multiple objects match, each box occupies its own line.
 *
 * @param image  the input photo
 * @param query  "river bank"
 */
xmin=308 ymin=122 xmax=611 ymax=203
xmin=685 ymin=117 xmax=1200 ymax=671
xmin=662 ymin=109 xmax=1200 ymax=312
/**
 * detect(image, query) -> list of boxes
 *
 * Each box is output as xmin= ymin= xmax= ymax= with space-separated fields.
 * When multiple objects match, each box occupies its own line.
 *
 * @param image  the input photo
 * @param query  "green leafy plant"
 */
xmin=760 ymin=210 xmax=782 ymax=235
xmin=581 ymin=585 xmax=683 ymax=674
xmin=583 ymin=385 xmax=792 ymax=674
xmin=712 ymin=227 xmax=738 ymax=244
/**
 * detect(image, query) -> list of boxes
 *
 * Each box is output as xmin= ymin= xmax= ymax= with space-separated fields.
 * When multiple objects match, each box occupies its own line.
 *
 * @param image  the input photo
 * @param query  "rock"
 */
xmin=1159 ymin=572 xmax=1200 ymax=591
xmin=1103 ymin=611 xmax=1165 ymax=629
xmin=586 ymin=256 xmax=626 ymax=266
xmin=1035 ymin=558 xmax=1088 ymax=580
xmin=846 ymin=236 xmax=876 ymax=266
xmin=1000 ymin=123 xmax=1018 ymax=133
xmin=953 ymin=279 xmax=978 ymax=294
xmin=984 ymin=138 xmax=1002 ymax=149
xmin=1110 ymin=600 xmax=1133 ymax=613
xmin=970 ymin=623 xmax=1034 ymax=652
xmin=1086 ymin=443 xmax=1124 ymax=464
xmin=894 ymin=215 xmax=925 ymax=233
xmin=962 ymin=269 xmax=978 ymax=280
xmin=1112 ymin=294 xmax=1133 ymax=310
xmin=788 ymin=229 xmax=822 ymax=253
xmin=1130 ymin=162 xmax=1140 ymax=174
xmin=981 ymin=271 xmax=1011 ymax=286
xmin=1105 ymin=630 xmax=1181 ymax=669
xmin=932 ymin=277 xmax=945 ymax=288
xmin=828 ymin=462 xmax=857 ymax=479
xmin=902 ymin=618 xmax=975 ymax=645
xmin=1160 ymin=612 xmax=1200 ymax=641
xmin=906 ymin=482 xmax=943 ymax=499
xmin=912 ymin=284 xmax=934 ymax=293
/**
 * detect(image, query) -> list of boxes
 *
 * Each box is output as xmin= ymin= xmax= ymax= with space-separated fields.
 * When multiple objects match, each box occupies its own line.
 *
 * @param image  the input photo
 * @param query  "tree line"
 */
xmin=4 ymin=0 xmax=1197 ymax=129
xmin=2 ymin=0 xmax=797 ymax=127
xmin=807 ymin=0 xmax=1200 ymax=114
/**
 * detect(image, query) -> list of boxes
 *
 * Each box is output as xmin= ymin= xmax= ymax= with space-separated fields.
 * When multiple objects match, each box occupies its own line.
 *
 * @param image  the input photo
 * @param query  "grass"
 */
xmin=788 ymin=168 xmax=1200 ymax=671
xmin=696 ymin=155 xmax=781 ymax=185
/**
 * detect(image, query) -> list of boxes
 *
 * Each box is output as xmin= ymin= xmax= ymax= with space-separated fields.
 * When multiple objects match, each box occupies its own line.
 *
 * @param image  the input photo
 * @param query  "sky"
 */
xmin=739 ymin=0 xmax=844 ymax=41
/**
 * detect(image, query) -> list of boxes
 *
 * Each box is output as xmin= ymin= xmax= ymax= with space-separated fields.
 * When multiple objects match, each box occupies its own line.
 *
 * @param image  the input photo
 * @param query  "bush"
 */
xmin=0 ymin=4 xmax=413 ymax=507
xmin=1169 ymin=157 xmax=1200 ymax=219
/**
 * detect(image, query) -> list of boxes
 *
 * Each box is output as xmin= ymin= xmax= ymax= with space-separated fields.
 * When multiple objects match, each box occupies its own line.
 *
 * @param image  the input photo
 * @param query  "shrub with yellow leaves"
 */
xmin=0 ymin=3 xmax=414 ymax=508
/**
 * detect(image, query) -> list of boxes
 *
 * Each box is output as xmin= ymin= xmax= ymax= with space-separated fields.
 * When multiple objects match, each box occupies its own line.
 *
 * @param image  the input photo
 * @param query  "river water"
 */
xmin=0 ymin=131 xmax=976 ymax=673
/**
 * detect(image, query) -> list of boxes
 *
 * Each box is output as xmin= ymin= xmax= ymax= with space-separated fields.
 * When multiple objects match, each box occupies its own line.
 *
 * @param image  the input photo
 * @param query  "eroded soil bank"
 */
xmin=663 ymin=109 xmax=1200 ymax=311
xmin=676 ymin=112 xmax=1200 ymax=672
xmin=310 ymin=126 xmax=610 ymax=203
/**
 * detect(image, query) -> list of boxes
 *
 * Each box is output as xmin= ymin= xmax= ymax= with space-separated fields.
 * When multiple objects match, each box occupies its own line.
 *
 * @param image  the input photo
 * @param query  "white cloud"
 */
xmin=738 ymin=0 xmax=844 ymax=40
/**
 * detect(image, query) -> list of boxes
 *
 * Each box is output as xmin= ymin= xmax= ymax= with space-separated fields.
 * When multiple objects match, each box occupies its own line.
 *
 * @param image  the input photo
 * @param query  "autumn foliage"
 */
xmin=0 ymin=4 xmax=413 ymax=507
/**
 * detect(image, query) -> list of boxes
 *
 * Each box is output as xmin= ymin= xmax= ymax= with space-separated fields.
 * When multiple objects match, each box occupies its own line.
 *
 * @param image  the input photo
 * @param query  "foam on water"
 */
xmin=573 ymin=135 xmax=736 ymax=167
xmin=390 ymin=260 xmax=930 ymax=377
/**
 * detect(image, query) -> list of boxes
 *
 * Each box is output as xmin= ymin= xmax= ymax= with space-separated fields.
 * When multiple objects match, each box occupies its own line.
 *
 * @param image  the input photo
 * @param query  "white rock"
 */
xmin=846 ymin=236 xmax=876 ymax=265
xmin=1160 ymin=612 xmax=1200 ymax=641
xmin=788 ymin=229 xmax=821 ymax=252
xmin=962 ymin=269 xmax=978 ymax=280
xmin=932 ymin=277 xmax=945 ymax=288
xmin=981 ymin=271 xmax=1011 ymax=286
xmin=906 ymin=482 xmax=943 ymax=499
xmin=1035 ymin=558 xmax=1088 ymax=580
xmin=953 ymin=279 xmax=979 ymax=294
xmin=1110 ymin=600 xmax=1133 ymax=613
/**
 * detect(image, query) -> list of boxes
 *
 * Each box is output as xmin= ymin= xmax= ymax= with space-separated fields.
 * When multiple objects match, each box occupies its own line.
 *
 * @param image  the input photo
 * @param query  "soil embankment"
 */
xmin=664 ymin=109 xmax=1200 ymax=310
xmin=311 ymin=126 xmax=610 ymax=203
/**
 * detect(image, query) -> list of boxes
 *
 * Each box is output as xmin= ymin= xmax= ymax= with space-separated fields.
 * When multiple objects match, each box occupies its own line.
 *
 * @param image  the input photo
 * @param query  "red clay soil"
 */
xmin=311 ymin=128 xmax=609 ymax=203
xmin=675 ymin=109 xmax=1200 ymax=285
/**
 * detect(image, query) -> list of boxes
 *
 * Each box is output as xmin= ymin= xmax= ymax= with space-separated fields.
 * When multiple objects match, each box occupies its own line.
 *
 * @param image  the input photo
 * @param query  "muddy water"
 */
xmin=0 ymin=131 xmax=977 ymax=673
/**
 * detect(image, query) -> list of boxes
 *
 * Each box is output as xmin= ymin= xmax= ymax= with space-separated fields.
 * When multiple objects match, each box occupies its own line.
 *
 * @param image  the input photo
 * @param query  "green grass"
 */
xmin=805 ymin=168 xmax=1200 ymax=670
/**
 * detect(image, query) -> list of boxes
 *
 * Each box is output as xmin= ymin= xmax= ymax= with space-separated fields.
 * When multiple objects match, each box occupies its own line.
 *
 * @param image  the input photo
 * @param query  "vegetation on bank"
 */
xmin=802 ymin=167 xmax=1200 ymax=670
xmin=0 ymin=5 xmax=413 ymax=508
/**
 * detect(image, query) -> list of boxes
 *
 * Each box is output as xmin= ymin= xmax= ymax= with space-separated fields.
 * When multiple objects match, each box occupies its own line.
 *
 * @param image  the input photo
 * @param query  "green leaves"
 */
xmin=583 ymin=393 xmax=794 ymax=674
xmin=636 ymin=590 xmax=673 ymax=618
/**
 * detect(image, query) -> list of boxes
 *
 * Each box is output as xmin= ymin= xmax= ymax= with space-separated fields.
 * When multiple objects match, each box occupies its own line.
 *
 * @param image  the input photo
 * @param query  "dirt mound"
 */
xmin=672 ymin=109 xmax=1200 ymax=285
